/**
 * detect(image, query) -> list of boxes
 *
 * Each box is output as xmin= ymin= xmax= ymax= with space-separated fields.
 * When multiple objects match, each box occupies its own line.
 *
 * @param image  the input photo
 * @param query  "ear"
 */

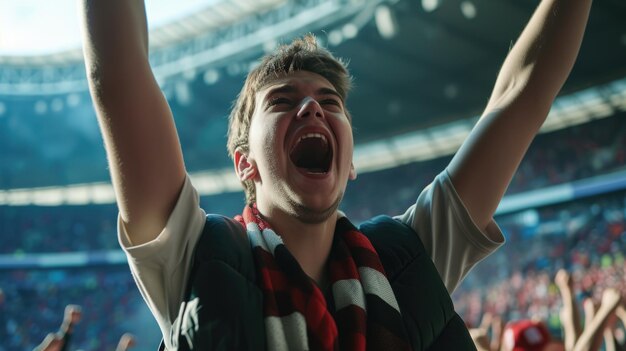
xmin=349 ymin=162 xmax=357 ymax=180
xmin=234 ymin=149 xmax=258 ymax=182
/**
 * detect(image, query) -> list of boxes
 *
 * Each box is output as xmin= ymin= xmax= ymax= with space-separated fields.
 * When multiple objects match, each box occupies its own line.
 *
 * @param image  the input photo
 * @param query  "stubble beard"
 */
xmin=285 ymin=191 xmax=344 ymax=224
xmin=265 ymin=154 xmax=345 ymax=224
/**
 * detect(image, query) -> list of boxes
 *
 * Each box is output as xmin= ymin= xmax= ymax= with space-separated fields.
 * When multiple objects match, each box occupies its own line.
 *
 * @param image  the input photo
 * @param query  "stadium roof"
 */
xmin=0 ymin=0 xmax=286 ymax=65
xmin=0 ymin=0 xmax=232 ymax=58
xmin=1 ymin=0 xmax=625 ymax=138
xmin=1 ymin=0 xmax=626 ymax=194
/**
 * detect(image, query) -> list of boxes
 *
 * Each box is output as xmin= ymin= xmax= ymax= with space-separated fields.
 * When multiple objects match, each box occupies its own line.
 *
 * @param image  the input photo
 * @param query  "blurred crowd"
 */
xmin=345 ymin=113 xmax=626 ymax=223
xmin=509 ymin=114 xmax=626 ymax=194
xmin=467 ymin=271 xmax=626 ymax=351
xmin=0 ymin=204 xmax=119 ymax=254
xmin=0 ymin=268 xmax=146 ymax=350
xmin=1 ymin=114 xmax=626 ymax=349
xmin=453 ymin=189 xmax=626 ymax=350
xmin=2 ymin=112 xmax=625 ymax=254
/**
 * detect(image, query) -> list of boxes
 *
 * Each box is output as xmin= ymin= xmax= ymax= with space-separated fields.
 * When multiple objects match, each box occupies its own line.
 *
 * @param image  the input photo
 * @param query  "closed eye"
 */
xmin=320 ymin=99 xmax=343 ymax=110
xmin=268 ymin=97 xmax=291 ymax=106
xmin=321 ymin=99 xmax=340 ymax=105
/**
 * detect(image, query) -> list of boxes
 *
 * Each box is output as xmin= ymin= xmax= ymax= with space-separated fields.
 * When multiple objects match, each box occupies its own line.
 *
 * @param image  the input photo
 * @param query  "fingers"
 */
xmin=555 ymin=269 xmax=573 ymax=290
xmin=116 ymin=333 xmax=136 ymax=351
xmin=601 ymin=289 xmax=622 ymax=311
xmin=469 ymin=328 xmax=491 ymax=351
xmin=64 ymin=304 xmax=82 ymax=326
xmin=583 ymin=297 xmax=596 ymax=330
xmin=491 ymin=316 xmax=504 ymax=351
xmin=616 ymin=303 xmax=626 ymax=327
xmin=34 ymin=333 xmax=63 ymax=351
xmin=574 ymin=289 xmax=623 ymax=351
xmin=480 ymin=312 xmax=493 ymax=330
xmin=556 ymin=269 xmax=582 ymax=351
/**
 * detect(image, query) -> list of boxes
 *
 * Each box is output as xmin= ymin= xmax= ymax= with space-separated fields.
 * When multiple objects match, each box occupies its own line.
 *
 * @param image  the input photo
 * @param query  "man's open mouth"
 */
xmin=289 ymin=133 xmax=333 ymax=174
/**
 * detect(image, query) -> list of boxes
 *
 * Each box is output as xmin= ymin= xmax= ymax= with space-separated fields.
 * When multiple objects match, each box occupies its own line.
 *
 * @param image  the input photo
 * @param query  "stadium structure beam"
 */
xmin=0 ymin=0 xmax=391 ymax=95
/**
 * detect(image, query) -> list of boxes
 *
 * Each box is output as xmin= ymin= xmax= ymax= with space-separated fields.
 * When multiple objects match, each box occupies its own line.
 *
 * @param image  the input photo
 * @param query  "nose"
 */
xmin=296 ymin=97 xmax=324 ymax=119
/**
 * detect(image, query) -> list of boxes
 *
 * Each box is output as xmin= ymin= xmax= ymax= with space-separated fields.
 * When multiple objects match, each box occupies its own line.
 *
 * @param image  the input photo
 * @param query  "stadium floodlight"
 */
xmin=460 ymin=1 xmax=477 ymax=19
xmin=375 ymin=5 xmax=398 ymax=40
xmin=421 ymin=0 xmax=441 ymax=13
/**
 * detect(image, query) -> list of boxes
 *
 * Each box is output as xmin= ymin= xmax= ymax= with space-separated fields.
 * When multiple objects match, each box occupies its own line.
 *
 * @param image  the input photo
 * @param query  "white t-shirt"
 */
xmin=119 ymin=169 xmax=504 ymax=349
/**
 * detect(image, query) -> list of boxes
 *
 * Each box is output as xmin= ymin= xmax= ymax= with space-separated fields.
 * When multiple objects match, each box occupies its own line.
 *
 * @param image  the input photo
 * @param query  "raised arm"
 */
xmin=447 ymin=0 xmax=592 ymax=232
xmin=574 ymin=288 xmax=622 ymax=351
xmin=80 ymin=0 xmax=186 ymax=245
xmin=34 ymin=305 xmax=82 ymax=351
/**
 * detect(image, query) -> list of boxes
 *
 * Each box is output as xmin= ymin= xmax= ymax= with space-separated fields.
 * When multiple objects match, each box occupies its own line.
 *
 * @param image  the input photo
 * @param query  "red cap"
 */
xmin=502 ymin=320 xmax=552 ymax=351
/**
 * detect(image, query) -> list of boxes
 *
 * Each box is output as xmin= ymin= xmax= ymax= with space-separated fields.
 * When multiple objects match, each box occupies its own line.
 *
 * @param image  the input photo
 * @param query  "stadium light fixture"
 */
xmin=34 ymin=100 xmax=48 ymax=115
xmin=51 ymin=98 xmax=64 ymax=113
xmin=421 ymin=0 xmax=441 ymax=13
xmin=460 ymin=1 xmax=477 ymax=19
xmin=342 ymin=23 xmax=359 ymax=40
xmin=203 ymin=69 xmax=220 ymax=85
xmin=328 ymin=30 xmax=344 ymax=46
xmin=174 ymin=81 xmax=193 ymax=106
xmin=375 ymin=4 xmax=398 ymax=40
xmin=66 ymin=93 xmax=81 ymax=107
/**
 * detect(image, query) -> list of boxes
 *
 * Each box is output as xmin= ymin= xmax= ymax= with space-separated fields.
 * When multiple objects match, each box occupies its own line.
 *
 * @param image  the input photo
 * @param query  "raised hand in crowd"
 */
xmin=34 ymin=304 xmax=81 ymax=351
xmin=555 ymin=269 xmax=623 ymax=351
xmin=32 ymin=304 xmax=137 ymax=351
xmin=470 ymin=268 xmax=625 ymax=351
xmin=469 ymin=312 xmax=504 ymax=351
xmin=115 ymin=333 xmax=136 ymax=351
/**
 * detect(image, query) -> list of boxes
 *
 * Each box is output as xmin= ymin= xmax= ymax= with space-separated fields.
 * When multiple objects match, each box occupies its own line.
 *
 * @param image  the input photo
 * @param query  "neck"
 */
xmin=256 ymin=202 xmax=337 ymax=284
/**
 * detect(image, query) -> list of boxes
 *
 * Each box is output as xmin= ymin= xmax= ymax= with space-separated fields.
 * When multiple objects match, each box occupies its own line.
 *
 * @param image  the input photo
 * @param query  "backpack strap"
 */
xmin=166 ymin=214 xmax=265 ymax=351
xmin=359 ymin=215 xmax=476 ymax=351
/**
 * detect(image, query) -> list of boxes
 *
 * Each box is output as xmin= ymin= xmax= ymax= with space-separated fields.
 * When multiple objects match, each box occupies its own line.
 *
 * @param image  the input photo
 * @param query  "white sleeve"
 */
xmin=394 ymin=169 xmax=505 ymax=294
xmin=118 ymin=174 xmax=206 ymax=349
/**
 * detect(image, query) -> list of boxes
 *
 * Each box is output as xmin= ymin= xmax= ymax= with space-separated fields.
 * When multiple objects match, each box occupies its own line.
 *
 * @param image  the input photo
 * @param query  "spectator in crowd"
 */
xmin=0 ymin=267 xmax=145 ymax=350
xmin=116 ymin=333 xmax=136 ymax=351
xmin=555 ymin=270 xmax=622 ymax=351
xmin=79 ymin=0 xmax=593 ymax=349
xmin=468 ymin=312 xmax=503 ymax=351
xmin=0 ymin=288 xmax=6 ymax=350
xmin=34 ymin=304 xmax=82 ymax=351
xmin=32 ymin=304 xmax=137 ymax=351
xmin=3 ymin=115 xmax=625 ymax=255
xmin=501 ymin=319 xmax=564 ymax=351
xmin=468 ymin=269 xmax=625 ymax=351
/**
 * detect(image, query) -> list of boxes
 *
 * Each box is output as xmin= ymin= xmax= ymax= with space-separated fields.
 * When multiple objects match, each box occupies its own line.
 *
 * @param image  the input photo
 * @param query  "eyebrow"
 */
xmin=265 ymin=84 xmax=343 ymax=102
xmin=265 ymin=85 xmax=297 ymax=97
xmin=317 ymin=87 xmax=343 ymax=102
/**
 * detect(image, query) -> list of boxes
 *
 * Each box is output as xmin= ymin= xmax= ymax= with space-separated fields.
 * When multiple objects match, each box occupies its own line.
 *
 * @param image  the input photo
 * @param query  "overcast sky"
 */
xmin=0 ymin=0 xmax=216 ymax=56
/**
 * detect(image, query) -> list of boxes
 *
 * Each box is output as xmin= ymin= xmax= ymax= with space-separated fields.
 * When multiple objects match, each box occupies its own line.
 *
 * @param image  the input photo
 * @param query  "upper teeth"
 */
xmin=296 ymin=133 xmax=327 ymax=144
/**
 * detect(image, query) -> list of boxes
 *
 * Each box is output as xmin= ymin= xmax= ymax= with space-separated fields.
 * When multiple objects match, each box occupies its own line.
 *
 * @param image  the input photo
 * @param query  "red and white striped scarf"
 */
xmin=235 ymin=204 xmax=412 ymax=351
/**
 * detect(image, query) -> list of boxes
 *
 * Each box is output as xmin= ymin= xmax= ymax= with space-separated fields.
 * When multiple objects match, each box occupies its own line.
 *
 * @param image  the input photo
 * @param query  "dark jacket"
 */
xmin=165 ymin=214 xmax=476 ymax=350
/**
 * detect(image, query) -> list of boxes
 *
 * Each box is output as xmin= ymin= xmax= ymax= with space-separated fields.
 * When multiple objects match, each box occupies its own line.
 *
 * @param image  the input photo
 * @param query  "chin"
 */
xmin=287 ymin=192 xmax=343 ymax=224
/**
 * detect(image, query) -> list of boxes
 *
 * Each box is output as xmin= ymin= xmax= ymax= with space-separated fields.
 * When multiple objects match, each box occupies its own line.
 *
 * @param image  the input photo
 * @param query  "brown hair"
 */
xmin=227 ymin=34 xmax=352 ymax=204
